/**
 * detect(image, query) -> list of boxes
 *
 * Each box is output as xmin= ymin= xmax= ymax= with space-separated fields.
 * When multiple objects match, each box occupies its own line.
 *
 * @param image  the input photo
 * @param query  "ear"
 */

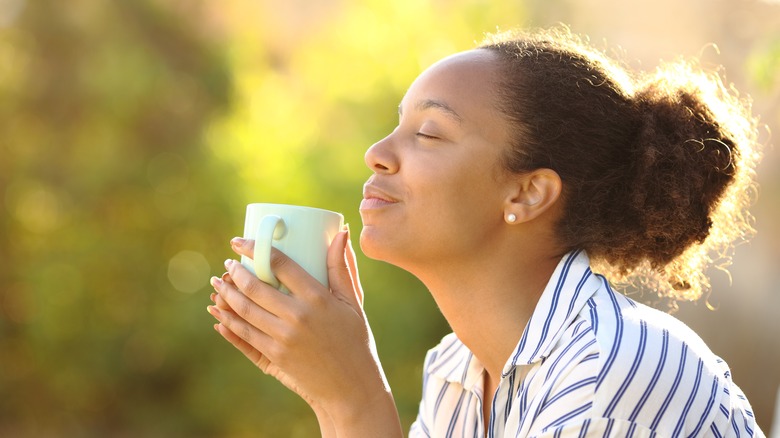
xmin=504 ymin=168 xmax=562 ymax=224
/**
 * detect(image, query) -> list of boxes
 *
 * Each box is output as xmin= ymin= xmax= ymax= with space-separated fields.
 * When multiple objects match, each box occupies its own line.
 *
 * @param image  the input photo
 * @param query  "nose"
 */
xmin=364 ymin=130 xmax=399 ymax=174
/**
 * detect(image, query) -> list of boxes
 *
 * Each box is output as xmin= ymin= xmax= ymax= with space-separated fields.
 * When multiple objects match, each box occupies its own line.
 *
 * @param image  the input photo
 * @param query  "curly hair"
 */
xmin=479 ymin=27 xmax=762 ymax=303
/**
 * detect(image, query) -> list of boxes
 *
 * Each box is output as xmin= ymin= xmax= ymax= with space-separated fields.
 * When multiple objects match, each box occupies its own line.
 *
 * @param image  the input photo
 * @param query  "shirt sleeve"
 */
xmin=708 ymin=357 xmax=764 ymax=437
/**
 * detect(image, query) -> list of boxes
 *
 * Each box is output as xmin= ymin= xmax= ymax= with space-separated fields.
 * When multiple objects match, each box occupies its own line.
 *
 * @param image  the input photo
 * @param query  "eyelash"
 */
xmin=416 ymin=132 xmax=438 ymax=140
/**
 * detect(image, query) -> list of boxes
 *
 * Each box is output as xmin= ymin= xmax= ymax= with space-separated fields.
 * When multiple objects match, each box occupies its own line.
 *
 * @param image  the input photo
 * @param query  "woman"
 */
xmin=207 ymin=27 xmax=764 ymax=437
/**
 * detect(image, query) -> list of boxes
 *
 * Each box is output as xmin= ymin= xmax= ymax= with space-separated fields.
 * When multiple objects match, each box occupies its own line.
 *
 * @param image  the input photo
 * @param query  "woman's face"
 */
xmin=359 ymin=49 xmax=518 ymax=270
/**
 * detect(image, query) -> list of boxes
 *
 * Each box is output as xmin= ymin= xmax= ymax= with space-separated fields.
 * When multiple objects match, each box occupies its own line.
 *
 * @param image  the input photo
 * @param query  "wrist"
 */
xmin=327 ymin=388 xmax=402 ymax=438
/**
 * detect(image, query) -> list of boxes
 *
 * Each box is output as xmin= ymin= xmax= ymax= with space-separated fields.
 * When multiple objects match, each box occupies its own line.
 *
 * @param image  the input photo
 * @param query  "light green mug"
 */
xmin=241 ymin=204 xmax=344 ymax=292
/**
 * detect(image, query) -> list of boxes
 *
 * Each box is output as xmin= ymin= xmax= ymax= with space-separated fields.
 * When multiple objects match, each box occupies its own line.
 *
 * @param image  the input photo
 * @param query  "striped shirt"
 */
xmin=409 ymin=250 xmax=763 ymax=437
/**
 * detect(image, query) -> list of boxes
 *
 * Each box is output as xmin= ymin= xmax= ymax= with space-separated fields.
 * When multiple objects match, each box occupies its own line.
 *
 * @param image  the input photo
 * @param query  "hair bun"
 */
xmin=629 ymin=77 xmax=737 ymax=264
xmin=607 ymin=61 xmax=760 ymax=300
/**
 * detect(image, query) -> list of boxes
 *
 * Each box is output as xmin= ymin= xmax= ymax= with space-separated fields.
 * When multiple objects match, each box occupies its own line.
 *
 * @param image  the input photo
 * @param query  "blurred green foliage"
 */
xmin=748 ymin=36 xmax=780 ymax=91
xmin=0 ymin=0 xmax=527 ymax=435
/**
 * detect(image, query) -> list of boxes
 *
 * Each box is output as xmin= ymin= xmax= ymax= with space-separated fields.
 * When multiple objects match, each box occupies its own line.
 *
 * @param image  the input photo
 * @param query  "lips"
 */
xmin=360 ymin=183 xmax=399 ymax=211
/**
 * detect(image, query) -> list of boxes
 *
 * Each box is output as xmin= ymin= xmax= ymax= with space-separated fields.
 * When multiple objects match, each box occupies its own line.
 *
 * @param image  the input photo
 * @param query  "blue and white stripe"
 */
xmin=408 ymin=250 xmax=762 ymax=437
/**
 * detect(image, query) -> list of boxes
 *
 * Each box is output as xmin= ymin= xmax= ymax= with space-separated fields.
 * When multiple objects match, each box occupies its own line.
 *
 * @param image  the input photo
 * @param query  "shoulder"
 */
xmin=580 ymin=282 xmax=759 ymax=435
xmin=585 ymin=280 xmax=722 ymax=379
xmin=593 ymin=288 xmax=716 ymax=355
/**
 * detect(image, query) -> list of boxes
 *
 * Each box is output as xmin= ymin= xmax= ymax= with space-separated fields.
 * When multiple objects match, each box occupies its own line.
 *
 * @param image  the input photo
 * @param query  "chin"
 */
xmin=359 ymin=227 xmax=427 ymax=278
xmin=359 ymin=225 xmax=407 ymax=265
xmin=358 ymin=226 xmax=387 ymax=261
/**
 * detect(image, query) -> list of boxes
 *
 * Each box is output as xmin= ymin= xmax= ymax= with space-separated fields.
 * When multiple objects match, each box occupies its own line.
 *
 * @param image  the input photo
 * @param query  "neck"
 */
xmin=412 ymin=237 xmax=562 ymax=381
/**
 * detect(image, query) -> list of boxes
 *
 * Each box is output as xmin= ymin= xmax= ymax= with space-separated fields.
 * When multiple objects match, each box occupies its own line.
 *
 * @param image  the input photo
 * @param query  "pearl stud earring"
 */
xmin=506 ymin=213 xmax=517 ymax=223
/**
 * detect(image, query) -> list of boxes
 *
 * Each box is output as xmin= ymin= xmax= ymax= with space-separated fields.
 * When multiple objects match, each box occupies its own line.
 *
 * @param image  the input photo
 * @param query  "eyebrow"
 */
xmin=397 ymin=99 xmax=463 ymax=125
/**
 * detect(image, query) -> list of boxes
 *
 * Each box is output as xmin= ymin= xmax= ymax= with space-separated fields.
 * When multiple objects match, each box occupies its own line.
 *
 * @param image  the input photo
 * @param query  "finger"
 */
xmin=208 ymin=305 xmax=275 ymax=364
xmin=230 ymin=248 xmax=325 ymax=301
xmin=215 ymin=272 xmax=236 ymax=311
xmin=210 ymin=275 xmax=283 ymax=335
xmin=222 ymin=259 xmax=291 ymax=317
xmin=214 ymin=290 xmax=233 ymax=312
xmin=230 ymin=237 xmax=255 ymax=259
xmin=343 ymin=226 xmax=364 ymax=307
xmin=221 ymin=271 xmax=236 ymax=286
xmin=326 ymin=230 xmax=361 ymax=310
xmin=213 ymin=323 xmax=271 ymax=373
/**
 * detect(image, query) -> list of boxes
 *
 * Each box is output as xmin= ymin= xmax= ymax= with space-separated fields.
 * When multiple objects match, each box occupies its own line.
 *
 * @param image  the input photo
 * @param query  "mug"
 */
xmin=241 ymin=203 xmax=344 ymax=292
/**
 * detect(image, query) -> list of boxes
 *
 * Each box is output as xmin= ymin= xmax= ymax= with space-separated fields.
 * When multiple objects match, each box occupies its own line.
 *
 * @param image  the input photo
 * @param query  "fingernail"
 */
xmin=224 ymin=259 xmax=234 ymax=269
xmin=207 ymin=305 xmax=221 ymax=317
xmin=210 ymin=276 xmax=222 ymax=288
xmin=209 ymin=293 xmax=216 ymax=303
xmin=230 ymin=237 xmax=244 ymax=247
xmin=213 ymin=323 xmax=220 ymax=332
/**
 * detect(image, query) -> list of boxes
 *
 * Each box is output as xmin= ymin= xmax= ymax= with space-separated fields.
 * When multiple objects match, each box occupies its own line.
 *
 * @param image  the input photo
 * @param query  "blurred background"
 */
xmin=0 ymin=0 xmax=778 ymax=436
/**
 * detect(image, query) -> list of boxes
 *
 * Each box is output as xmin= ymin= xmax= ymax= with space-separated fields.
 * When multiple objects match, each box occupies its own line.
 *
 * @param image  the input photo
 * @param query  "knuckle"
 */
xmin=287 ymin=307 xmax=309 ymax=328
xmin=275 ymin=326 xmax=297 ymax=348
xmin=232 ymin=271 xmax=263 ymax=301
xmin=327 ymin=264 xmax=340 ymax=275
xmin=239 ymin=325 xmax=253 ymax=343
xmin=241 ymin=278 xmax=262 ymax=300
xmin=231 ymin=270 xmax=249 ymax=291
xmin=256 ymin=357 xmax=270 ymax=374
xmin=266 ymin=343 xmax=286 ymax=366
xmin=215 ymin=295 xmax=232 ymax=312
xmin=307 ymin=290 xmax=328 ymax=309
xmin=237 ymin=299 xmax=253 ymax=320
xmin=269 ymin=249 xmax=290 ymax=271
xmin=220 ymin=312 xmax=236 ymax=332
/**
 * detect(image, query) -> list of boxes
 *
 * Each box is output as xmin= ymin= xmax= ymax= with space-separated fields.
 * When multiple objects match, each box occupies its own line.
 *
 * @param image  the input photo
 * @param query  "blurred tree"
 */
xmin=0 ymin=0 xmax=529 ymax=435
xmin=0 ymin=0 xmax=234 ymax=435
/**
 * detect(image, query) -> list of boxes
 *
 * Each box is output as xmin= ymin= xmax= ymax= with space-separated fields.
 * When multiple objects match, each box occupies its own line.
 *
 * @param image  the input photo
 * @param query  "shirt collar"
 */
xmin=502 ymin=249 xmax=601 ymax=376
xmin=426 ymin=250 xmax=601 ymax=387
xmin=426 ymin=333 xmax=486 ymax=391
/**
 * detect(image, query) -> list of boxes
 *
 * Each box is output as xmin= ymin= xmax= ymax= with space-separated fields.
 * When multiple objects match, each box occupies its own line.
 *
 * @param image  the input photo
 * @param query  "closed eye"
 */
xmin=416 ymin=132 xmax=438 ymax=140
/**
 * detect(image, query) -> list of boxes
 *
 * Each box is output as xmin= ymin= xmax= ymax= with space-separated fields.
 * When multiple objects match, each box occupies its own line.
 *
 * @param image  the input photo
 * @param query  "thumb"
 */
xmin=344 ymin=227 xmax=364 ymax=307
xmin=326 ymin=227 xmax=362 ymax=310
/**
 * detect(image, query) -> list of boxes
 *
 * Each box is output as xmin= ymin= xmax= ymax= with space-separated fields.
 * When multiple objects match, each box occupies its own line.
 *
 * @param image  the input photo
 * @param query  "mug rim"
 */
xmin=246 ymin=203 xmax=343 ymax=217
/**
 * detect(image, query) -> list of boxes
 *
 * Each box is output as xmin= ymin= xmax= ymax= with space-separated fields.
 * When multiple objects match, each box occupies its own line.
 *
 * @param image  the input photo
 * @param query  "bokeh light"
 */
xmin=168 ymin=250 xmax=211 ymax=294
xmin=0 ymin=0 xmax=24 ymax=28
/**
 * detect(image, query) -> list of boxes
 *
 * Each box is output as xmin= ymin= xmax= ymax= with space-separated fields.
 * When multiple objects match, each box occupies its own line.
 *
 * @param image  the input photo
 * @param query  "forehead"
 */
xmin=402 ymin=50 xmax=503 ymax=124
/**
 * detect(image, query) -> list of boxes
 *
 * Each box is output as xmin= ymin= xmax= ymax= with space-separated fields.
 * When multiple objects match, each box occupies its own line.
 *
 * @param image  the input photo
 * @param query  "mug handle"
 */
xmin=253 ymin=215 xmax=287 ymax=289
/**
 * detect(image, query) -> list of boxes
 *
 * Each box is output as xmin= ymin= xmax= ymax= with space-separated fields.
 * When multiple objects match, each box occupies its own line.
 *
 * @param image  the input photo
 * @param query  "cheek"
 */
xmin=422 ymin=161 xmax=498 ymax=210
xmin=413 ymin=169 xmax=498 ymax=236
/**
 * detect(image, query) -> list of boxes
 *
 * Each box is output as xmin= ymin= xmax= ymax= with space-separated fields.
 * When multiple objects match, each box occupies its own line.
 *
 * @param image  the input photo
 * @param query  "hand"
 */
xmin=207 ymin=230 xmax=401 ymax=436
